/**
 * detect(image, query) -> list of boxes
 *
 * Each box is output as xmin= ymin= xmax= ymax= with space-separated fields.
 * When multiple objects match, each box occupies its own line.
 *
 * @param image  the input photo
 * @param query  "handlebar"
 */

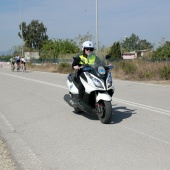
xmin=107 ymin=65 xmax=114 ymax=69
xmin=80 ymin=65 xmax=92 ymax=71
xmin=79 ymin=64 xmax=89 ymax=69
xmin=79 ymin=64 xmax=114 ymax=72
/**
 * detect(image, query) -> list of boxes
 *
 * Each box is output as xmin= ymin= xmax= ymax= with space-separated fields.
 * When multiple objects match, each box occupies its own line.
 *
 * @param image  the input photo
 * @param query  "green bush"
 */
xmin=139 ymin=71 xmax=155 ymax=79
xmin=160 ymin=66 xmax=170 ymax=80
xmin=119 ymin=61 xmax=137 ymax=74
xmin=58 ymin=63 xmax=72 ymax=73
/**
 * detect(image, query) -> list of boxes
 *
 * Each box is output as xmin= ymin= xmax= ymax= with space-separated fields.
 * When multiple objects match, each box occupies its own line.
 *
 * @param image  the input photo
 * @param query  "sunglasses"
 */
xmin=85 ymin=48 xmax=93 ymax=51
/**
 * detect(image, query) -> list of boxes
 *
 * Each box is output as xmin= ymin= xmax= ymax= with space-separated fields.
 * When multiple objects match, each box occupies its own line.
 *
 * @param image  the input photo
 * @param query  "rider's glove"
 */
xmin=73 ymin=65 xmax=80 ymax=70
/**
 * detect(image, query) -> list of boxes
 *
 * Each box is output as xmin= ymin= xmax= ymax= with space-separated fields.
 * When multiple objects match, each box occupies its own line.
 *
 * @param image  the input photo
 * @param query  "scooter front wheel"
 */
xmin=97 ymin=101 xmax=112 ymax=124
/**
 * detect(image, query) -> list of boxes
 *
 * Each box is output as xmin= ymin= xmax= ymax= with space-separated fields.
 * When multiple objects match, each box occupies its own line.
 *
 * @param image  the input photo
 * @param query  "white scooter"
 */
xmin=64 ymin=56 xmax=115 ymax=124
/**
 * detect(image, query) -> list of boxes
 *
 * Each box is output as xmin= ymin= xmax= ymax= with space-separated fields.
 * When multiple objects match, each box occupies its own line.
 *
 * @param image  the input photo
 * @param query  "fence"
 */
xmin=30 ymin=58 xmax=73 ymax=64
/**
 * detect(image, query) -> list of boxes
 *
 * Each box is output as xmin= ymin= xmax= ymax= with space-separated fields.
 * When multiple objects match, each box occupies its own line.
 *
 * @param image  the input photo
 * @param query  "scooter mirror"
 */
xmin=105 ymin=55 xmax=111 ymax=60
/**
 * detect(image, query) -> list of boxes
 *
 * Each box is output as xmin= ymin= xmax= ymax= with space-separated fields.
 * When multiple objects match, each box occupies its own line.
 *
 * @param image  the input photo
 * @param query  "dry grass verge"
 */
xmin=112 ymin=60 xmax=170 ymax=81
xmin=26 ymin=60 xmax=170 ymax=83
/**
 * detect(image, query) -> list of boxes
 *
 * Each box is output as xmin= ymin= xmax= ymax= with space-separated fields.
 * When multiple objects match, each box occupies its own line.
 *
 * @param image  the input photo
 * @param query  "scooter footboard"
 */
xmin=96 ymin=92 xmax=112 ymax=102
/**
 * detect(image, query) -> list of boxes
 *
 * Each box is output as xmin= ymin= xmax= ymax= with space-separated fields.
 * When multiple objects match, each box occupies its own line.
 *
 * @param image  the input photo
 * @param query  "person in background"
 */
xmin=21 ymin=56 xmax=26 ymax=71
xmin=0 ymin=62 xmax=3 ymax=67
xmin=15 ymin=55 xmax=21 ymax=71
xmin=10 ymin=56 xmax=15 ymax=70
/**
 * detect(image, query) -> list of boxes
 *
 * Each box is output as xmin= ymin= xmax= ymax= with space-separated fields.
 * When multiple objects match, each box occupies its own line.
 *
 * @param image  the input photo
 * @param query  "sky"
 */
xmin=0 ymin=0 xmax=170 ymax=52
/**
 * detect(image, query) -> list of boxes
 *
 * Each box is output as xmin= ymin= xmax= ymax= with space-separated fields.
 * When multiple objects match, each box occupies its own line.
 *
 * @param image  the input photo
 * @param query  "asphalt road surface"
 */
xmin=0 ymin=64 xmax=170 ymax=170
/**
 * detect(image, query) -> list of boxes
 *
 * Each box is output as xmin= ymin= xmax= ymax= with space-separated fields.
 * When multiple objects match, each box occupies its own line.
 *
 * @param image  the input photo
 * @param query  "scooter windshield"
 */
xmin=87 ymin=52 xmax=107 ymax=68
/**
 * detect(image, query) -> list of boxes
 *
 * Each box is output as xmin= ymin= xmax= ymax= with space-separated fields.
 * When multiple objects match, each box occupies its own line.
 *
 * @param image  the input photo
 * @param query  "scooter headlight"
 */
xmin=107 ymin=72 xmax=113 ymax=88
xmin=98 ymin=66 xmax=106 ymax=75
xmin=86 ymin=72 xmax=104 ymax=89
xmin=91 ymin=77 xmax=103 ymax=88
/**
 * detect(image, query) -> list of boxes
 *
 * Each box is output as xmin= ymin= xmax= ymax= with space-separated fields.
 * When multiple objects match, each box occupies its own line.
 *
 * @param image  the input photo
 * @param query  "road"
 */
xmin=0 ymin=65 xmax=170 ymax=170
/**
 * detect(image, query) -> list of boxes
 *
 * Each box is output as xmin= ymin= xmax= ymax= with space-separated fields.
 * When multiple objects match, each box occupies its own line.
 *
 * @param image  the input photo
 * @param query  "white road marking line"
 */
xmin=114 ymin=98 xmax=170 ymax=116
xmin=0 ymin=72 xmax=67 ymax=89
xmin=0 ymin=112 xmax=15 ymax=132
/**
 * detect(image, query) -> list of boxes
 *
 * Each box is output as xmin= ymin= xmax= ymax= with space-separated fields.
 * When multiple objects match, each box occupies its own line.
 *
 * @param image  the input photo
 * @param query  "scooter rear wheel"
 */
xmin=98 ymin=101 xmax=112 ymax=124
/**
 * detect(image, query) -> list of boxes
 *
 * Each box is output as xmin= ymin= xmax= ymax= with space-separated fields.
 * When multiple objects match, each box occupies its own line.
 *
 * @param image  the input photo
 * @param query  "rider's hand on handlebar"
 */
xmin=84 ymin=64 xmax=89 ymax=67
xmin=73 ymin=65 xmax=80 ymax=70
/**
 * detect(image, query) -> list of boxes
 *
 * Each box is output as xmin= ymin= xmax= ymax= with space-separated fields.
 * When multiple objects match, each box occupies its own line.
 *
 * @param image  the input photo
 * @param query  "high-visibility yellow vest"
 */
xmin=79 ymin=55 xmax=96 ymax=65
xmin=79 ymin=55 xmax=88 ymax=64
xmin=88 ymin=55 xmax=96 ymax=65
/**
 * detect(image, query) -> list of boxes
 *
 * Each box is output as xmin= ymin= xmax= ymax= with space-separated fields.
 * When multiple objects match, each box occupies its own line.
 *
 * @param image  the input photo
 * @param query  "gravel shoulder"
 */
xmin=0 ymin=135 xmax=17 ymax=170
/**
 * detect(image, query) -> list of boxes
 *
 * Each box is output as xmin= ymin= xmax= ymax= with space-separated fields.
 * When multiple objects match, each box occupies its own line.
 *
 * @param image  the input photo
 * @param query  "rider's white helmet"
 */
xmin=82 ymin=41 xmax=94 ymax=51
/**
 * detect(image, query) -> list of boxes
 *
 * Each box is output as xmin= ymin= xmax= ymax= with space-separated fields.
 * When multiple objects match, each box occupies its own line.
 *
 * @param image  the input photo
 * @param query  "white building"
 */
xmin=122 ymin=50 xmax=150 ymax=59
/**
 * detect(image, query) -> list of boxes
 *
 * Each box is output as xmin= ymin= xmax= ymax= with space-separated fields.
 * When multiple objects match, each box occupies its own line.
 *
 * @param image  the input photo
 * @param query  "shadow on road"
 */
xmin=72 ymin=105 xmax=136 ymax=124
xmin=80 ymin=111 xmax=98 ymax=121
xmin=111 ymin=106 xmax=136 ymax=124
xmin=72 ymin=108 xmax=98 ymax=121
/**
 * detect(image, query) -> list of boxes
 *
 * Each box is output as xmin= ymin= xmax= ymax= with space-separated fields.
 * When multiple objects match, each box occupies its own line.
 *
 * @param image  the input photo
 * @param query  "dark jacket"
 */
xmin=72 ymin=55 xmax=82 ymax=68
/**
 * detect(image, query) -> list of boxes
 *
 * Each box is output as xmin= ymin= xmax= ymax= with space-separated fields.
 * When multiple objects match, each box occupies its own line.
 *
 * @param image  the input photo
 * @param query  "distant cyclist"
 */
xmin=0 ymin=62 xmax=3 ymax=67
xmin=10 ymin=56 xmax=15 ymax=71
xmin=15 ymin=55 xmax=21 ymax=71
xmin=21 ymin=56 xmax=26 ymax=71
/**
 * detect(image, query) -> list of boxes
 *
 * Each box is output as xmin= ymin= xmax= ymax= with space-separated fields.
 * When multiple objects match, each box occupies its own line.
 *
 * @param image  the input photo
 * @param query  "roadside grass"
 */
xmin=112 ymin=60 xmax=170 ymax=81
xmin=26 ymin=60 xmax=170 ymax=81
xmin=27 ymin=62 xmax=73 ymax=73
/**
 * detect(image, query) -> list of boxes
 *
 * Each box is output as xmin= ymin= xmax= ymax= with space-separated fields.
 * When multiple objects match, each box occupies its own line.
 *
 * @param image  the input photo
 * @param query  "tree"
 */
xmin=152 ymin=41 xmax=170 ymax=59
xmin=40 ymin=39 xmax=79 ymax=60
xmin=18 ymin=20 xmax=48 ymax=50
xmin=12 ymin=45 xmax=22 ymax=56
xmin=74 ymin=32 xmax=94 ymax=50
xmin=122 ymin=33 xmax=153 ymax=52
xmin=109 ymin=42 xmax=121 ymax=59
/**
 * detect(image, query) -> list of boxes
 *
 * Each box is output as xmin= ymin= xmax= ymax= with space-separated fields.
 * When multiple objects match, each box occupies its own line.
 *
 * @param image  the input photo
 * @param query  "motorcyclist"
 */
xmin=72 ymin=41 xmax=98 ymax=106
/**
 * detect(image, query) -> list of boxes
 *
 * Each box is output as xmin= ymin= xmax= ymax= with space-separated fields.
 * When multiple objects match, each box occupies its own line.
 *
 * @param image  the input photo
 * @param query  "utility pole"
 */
xmin=120 ymin=40 xmax=122 ymax=57
xmin=96 ymin=0 xmax=99 ymax=55
xmin=19 ymin=0 xmax=24 ymax=58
